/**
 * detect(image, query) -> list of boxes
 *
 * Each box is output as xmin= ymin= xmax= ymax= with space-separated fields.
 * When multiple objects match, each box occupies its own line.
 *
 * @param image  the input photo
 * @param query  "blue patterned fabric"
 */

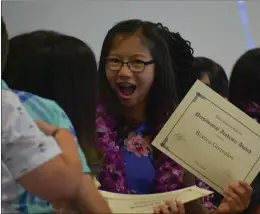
xmin=118 ymin=123 xmax=155 ymax=194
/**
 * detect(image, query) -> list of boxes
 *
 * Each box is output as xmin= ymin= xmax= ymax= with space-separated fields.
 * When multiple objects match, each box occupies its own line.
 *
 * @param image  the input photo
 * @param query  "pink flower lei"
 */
xmin=96 ymin=104 xmax=216 ymax=209
xmin=240 ymin=102 xmax=260 ymax=123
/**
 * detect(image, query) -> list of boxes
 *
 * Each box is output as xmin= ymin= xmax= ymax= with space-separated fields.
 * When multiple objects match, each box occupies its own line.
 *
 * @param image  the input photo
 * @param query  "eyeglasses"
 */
xmin=104 ymin=58 xmax=155 ymax=73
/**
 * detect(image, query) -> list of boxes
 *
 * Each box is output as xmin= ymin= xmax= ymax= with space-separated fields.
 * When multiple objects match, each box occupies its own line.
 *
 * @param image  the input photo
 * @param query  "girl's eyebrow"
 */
xmin=131 ymin=53 xmax=149 ymax=58
xmin=108 ymin=52 xmax=150 ymax=58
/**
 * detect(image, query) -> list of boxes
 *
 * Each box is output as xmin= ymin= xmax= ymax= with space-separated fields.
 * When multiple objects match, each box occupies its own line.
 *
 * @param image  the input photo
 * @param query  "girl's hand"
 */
xmin=217 ymin=181 xmax=253 ymax=213
xmin=153 ymin=200 xmax=185 ymax=214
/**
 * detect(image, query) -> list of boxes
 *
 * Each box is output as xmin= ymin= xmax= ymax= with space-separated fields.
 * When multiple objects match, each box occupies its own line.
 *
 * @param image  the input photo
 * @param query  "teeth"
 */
xmin=118 ymin=83 xmax=134 ymax=87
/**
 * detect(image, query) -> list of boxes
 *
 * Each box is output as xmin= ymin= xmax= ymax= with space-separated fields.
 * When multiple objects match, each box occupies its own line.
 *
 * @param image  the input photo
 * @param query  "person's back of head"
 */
xmin=3 ymin=30 xmax=98 ymax=160
xmin=1 ymin=17 xmax=9 ymax=71
xmin=229 ymin=48 xmax=260 ymax=106
xmin=192 ymin=57 xmax=229 ymax=98
xmin=229 ymin=48 xmax=260 ymax=213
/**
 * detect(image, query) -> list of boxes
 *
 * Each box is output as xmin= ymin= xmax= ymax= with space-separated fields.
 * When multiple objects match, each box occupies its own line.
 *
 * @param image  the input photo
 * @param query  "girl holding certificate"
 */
xmin=96 ymin=19 xmax=253 ymax=214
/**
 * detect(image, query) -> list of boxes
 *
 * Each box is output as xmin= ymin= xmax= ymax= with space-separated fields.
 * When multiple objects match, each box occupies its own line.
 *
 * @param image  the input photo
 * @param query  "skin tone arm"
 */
xmin=17 ymin=126 xmax=83 ymax=201
xmin=35 ymin=121 xmax=112 ymax=214
xmin=75 ymin=175 xmax=112 ymax=214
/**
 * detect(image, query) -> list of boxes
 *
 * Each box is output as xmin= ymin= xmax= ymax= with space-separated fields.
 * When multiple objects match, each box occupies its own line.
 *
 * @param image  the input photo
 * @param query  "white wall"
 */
xmin=2 ymin=0 xmax=260 ymax=76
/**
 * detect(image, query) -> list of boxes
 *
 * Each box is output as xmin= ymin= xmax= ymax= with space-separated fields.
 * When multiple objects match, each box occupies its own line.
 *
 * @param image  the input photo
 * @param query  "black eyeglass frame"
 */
xmin=104 ymin=58 xmax=155 ymax=73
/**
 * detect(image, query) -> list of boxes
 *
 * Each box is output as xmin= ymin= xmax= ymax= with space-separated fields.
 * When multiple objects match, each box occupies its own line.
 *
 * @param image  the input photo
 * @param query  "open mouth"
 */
xmin=117 ymin=83 xmax=136 ymax=97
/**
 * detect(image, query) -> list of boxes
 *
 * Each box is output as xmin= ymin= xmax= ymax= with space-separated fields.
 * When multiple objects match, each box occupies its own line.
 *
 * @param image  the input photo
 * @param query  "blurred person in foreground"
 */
xmin=1 ymin=17 xmax=111 ymax=214
xmin=2 ymin=29 xmax=102 ymax=172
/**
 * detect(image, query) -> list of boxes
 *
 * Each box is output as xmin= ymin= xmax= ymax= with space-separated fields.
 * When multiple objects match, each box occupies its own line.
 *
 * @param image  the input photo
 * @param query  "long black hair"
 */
xmin=229 ymin=48 xmax=260 ymax=105
xmin=3 ymin=30 xmax=98 ymax=159
xmin=98 ymin=19 xmax=194 ymax=130
xmin=193 ymin=57 xmax=229 ymax=97
xmin=229 ymin=48 xmax=260 ymax=213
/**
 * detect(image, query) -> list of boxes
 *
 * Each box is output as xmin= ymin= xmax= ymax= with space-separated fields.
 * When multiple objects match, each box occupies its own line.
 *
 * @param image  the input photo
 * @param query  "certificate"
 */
xmin=152 ymin=80 xmax=260 ymax=194
xmin=100 ymin=186 xmax=213 ymax=213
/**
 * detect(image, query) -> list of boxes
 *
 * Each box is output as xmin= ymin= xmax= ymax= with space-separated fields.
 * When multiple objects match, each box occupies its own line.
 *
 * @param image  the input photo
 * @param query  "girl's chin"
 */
xmin=120 ymin=99 xmax=136 ymax=107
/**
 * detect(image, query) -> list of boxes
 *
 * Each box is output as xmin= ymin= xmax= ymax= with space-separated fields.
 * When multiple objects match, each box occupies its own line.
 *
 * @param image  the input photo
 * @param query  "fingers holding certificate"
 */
xmin=101 ymin=186 xmax=213 ymax=213
xmin=152 ymin=80 xmax=260 ymax=197
xmin=153 ymin=200 xmax=185 ymax=214
xmin=216 ymin=181 xmax=253 ymax=213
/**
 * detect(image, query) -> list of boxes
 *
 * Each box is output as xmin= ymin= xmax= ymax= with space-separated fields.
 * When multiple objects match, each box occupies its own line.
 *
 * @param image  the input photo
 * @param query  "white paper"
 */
xmin=100 ymin=186 xmax=213 ymax=213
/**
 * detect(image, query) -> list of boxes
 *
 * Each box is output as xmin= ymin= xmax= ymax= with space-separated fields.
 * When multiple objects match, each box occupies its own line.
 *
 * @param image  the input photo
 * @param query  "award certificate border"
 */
xmin=160 ymin=92 xmax=260 ymax=191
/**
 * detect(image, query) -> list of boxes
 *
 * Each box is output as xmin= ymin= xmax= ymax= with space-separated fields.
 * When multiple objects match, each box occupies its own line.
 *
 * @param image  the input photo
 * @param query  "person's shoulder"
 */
xmin=35 ymin=95 xmax=66 ymax=117
xmin=13 ymin=90 xmax=67 ymax=126
xmin=2 ymin=90 xmax=23 ymax=106
xmin=2 ymin=90 xmax=22 ymax=124
xmin=2 ymin=89 xmax=19 ymax=99
xmin=14 ymin=90 xmax=58 ymax=108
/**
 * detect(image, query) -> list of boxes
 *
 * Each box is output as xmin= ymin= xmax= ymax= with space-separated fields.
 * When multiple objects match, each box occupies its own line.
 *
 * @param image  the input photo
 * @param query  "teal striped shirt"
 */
xmin=2 ymin=80 xmax=90 ymax=214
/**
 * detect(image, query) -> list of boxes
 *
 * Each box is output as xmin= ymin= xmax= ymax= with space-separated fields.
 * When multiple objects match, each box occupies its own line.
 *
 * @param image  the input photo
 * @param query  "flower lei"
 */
xmin=96 ymin=104 xmax=215 ymax=209
xmin=240 ymin=102 xmax=260 ymax=123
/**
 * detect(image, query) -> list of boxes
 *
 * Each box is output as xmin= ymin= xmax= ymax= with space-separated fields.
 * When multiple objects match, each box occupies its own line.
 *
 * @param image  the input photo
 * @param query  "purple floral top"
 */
xmin=96 ymin=104 xmax=216 ymax=210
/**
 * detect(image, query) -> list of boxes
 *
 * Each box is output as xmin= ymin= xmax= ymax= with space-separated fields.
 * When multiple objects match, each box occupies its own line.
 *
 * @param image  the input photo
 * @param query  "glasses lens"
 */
xmin=106 ymin=59 xmax=122 ymax=71
xmin=128 ymin=61 xmax=145 ymax=72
